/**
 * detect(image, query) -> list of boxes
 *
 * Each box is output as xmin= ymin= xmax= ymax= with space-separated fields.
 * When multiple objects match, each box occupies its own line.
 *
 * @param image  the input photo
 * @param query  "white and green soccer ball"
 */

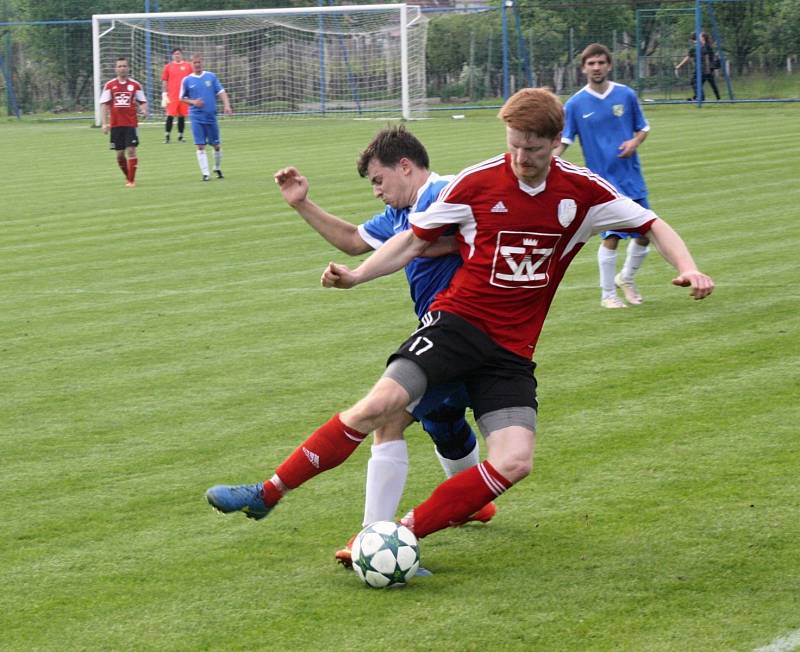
xmin=351 ymin=521 xmax=420 ymax=588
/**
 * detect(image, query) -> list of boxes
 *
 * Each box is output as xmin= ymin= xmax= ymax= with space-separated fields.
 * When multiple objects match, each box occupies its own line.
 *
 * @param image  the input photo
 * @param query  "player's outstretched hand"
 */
xmin=321 ymin=262 xmax=358 ymax=289
xmin=274 ymin=167 xmax=309 ymax=206
xmin=672 ymin=270 xmax=715 ymax=300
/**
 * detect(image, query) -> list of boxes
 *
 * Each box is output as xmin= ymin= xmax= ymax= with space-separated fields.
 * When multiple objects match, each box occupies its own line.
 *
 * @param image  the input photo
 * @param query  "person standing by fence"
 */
xmin=675 ymin=32 xmax=721 ymax=101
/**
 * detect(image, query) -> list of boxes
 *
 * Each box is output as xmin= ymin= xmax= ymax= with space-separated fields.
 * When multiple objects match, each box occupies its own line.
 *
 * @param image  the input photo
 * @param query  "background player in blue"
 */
xmin=273 ymin=126 xmax=496 ymax=566
xmin=180 ymin=53 xmax=232 ymax=181
xmin=556 ymin=43 xmax=652 ymax=309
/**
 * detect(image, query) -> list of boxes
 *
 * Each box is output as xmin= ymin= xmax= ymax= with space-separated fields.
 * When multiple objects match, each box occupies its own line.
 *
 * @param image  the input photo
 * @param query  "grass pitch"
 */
xmin=2 ymin=104 xmax=799 ymax=651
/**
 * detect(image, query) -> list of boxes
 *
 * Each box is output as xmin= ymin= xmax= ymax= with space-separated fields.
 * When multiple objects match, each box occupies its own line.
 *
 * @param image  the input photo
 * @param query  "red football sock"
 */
xmin=403 ymin=461 xmax=512 ymax=538
xmin=127 ymin=157 xmax=138 ymax=183
xmin=262 ymin=414 xmax=367 ymax=506
xmin=117 ymin=156 xmax=128 ymax=177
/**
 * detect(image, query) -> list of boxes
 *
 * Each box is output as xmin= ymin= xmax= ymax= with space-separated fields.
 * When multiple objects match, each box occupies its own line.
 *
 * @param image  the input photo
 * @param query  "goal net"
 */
xmin=92 ymin=4 xmax=427 ymax=125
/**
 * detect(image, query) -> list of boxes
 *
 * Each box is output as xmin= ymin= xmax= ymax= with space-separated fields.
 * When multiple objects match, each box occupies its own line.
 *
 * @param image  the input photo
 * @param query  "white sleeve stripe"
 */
xmin=439 ymin=154 xmax=505 ymax=203
xmin=356 ymin=224 xmax=381 ymax=250
xmin=554 ymin=159 xmax=622 ymax=197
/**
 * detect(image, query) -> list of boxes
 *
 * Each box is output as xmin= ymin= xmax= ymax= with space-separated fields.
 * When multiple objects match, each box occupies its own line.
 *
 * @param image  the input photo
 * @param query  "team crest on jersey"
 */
xmin=557 ymin=199 xmax=577 ymax=228
xmin=613 ymin=104 xmax=624 ymax=117
xmin=127 ymin=84 xmax=134 ymax=92
xmin=490 ymin=231 xmax=560 ymax=289
xmin=205 ymin=80 xmax=212 ymax=87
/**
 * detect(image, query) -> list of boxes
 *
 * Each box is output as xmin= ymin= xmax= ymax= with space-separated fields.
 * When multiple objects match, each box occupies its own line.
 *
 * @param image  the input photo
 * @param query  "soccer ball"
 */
xmin=351 ymin=521 xmax=420 ymax=588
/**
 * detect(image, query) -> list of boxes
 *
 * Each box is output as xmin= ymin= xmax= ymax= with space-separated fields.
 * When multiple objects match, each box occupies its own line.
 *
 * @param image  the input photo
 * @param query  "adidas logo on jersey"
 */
xmin=302 ymin=447 xmax=320 ymax=468
xmin=491 ymin=201 xmax=508 ymax=213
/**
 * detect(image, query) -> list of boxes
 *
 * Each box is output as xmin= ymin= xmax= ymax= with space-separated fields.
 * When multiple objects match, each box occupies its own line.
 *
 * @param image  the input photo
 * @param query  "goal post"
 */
xmin=92 ymin=4 xmax=426 ymax=126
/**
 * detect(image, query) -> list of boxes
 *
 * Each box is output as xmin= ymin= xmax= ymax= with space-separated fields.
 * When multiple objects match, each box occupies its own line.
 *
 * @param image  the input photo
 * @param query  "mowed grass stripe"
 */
xmin=2 ymin=105 xmax=799 ymax=652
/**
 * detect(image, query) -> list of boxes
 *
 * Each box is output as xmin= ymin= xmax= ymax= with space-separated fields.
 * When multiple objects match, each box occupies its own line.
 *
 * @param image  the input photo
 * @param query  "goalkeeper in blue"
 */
xmin=272 ymin=126 xmax=496 ymax=567
xmin=556 ymin=43 xmax=652 ymax=309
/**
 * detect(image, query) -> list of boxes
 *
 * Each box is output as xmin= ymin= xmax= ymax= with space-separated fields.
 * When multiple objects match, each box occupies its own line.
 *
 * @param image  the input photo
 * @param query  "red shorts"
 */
xmin=166 ymin=101 xmax=188 ymax=117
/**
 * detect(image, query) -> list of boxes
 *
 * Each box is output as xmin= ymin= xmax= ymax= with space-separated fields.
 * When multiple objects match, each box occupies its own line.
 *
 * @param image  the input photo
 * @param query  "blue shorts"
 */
xmin=410 ymin=382 xmax=470 ymax=422
xmin=600 ymin=196 xmax=649 ymax=240
xmin=191 ymin=119 xmax=220 ymax=146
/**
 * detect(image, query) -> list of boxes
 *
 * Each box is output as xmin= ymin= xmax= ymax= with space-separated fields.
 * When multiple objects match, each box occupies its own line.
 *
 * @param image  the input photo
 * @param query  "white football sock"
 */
xmin=621 ymin=241 xmax=649 ymax=281
xmin=196 ymin=150 xmax=209 ymax=176
xmin=363 ymin=440 xmax=408 ymax=527
xmin=435 ymin=440 xmax=480 ymax=478
xmin=598 ymin=244 xmax=618 ymax=300
xmin=213 ymin=149 xmax=222 ymax=171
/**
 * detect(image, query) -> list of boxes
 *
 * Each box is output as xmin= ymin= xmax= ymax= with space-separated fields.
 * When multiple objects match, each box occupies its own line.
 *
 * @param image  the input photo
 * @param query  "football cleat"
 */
xmin=164 ymin=134 xmax=170 ymax=144
xmin=125 ymin=181 xmax=136 ymax=188
xmin=452 ymin=501 xmax=498 ymax=527
xmin=335 ymin=534 xmax=357 ymax=568
xmin=214 ymin=170 xmax=224 ymax=179
xmin=615 ymin=272 xmax=643 ymax=305
xmin=601 ymin=296 xmax=627 ymax=309
xmin=466 ymin=501 xmax=497 ymax=524
xmin=178 ymin=135 xmax=185 ymax=142
xmin=206 ymin=483 xmax=273 ymax=520
xmin=202 ymin=175 xmax=210 ymax=182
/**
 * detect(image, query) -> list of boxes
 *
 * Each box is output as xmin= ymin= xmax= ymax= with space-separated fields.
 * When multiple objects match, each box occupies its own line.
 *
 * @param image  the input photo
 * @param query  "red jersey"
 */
xmin=410 ymin=155 xmax=656 ymax=358
xmin=100 ymin=77 xmax=146 ymax=127
xmin=161 ymin=61 xmax=193 ymax=104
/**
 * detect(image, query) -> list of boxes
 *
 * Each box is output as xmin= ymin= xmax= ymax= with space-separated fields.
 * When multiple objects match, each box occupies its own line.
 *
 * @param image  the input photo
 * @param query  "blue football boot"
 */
xmin=206 ymin=483 xmax=273 ymax=521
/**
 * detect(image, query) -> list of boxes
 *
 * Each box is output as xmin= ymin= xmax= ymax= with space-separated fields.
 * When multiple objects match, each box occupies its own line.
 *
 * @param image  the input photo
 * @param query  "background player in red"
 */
xmin=100 ymin=57 xmax=147 ymax=188
xmin=206 ymin=88 xmax=714 ymax=543
xmin=161 ymin=48 xmax=191 ymax=144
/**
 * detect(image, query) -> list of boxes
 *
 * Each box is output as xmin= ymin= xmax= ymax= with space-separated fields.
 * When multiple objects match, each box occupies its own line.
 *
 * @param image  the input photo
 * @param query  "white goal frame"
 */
xmin=92 ymin=4 xmax=424 ymax=125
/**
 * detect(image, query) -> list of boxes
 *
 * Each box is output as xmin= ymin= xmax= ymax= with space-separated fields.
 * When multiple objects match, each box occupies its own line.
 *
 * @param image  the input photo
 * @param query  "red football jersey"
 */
xmin=99 ymin=77 xmax=146 ymax=127
xmin=410 ymin=155 xmax=656 ymax=358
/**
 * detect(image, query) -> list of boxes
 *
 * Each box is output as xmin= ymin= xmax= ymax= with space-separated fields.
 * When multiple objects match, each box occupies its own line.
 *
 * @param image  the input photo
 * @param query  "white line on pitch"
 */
xmin=753 ymin=628 xmax=800 ymax=652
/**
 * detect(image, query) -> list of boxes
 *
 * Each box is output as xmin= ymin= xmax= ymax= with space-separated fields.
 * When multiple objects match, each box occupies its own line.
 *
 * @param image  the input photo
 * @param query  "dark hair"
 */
xmin=116 ymin=56 xmax=128 ymax=64
xmin=580 ymin=43 xmax=612 ymax=66
xmin=357 ymin=125 xmax=429 ymax=178
xmin=690 ymin=32 xmax=713 ymax=45
xmin=171 ymin=48 xmax=183 ymax=54
xmin=497 ymin=87 xmax=563 ymax=140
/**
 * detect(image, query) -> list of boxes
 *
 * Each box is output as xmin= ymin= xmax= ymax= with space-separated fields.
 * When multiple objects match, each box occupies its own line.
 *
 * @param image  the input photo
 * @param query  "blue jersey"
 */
xmin=180 ymin=71 xmax=224 ymax=124
xmin=562 ymin=82 xmax=649 ymax=200
xmin=357 ymin=173 xmax=460 ymax=318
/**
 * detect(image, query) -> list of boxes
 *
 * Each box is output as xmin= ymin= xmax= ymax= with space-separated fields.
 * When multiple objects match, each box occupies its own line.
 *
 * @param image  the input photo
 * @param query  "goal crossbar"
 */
xmin=92 ymin=4 xmax=425 ymax=124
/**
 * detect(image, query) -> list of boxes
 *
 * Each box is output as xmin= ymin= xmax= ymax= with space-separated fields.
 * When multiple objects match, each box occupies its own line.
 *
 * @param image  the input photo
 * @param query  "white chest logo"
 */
xmin=114 ymin=92 xmax=132 ymax=107
xmin=490 ymin=231 xmax=561 ymax=289
xmin=613 ymin=104 xmax=625 ymax=117
xmin=557 ymin=199 xmax=577 ymax=228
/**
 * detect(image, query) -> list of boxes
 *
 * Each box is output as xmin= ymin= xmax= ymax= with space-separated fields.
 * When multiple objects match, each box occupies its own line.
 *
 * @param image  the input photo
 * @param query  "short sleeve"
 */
xmin=561 ymin=98 xmax=578 ymax=144
xmin=358 ymin=209 xmax=396 ymax=249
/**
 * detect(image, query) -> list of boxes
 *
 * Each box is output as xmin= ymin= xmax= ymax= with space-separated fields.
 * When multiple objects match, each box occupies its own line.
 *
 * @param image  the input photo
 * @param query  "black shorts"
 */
xmin=110 ymin=126 xmax=139 ymax=151
xmin=388 ymin=310 xmax=537 ymax=420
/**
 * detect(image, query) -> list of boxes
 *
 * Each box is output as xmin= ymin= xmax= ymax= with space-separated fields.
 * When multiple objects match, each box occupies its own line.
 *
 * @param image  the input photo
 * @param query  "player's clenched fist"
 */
xmin=321 ymin=262 xmax=358 ymax=289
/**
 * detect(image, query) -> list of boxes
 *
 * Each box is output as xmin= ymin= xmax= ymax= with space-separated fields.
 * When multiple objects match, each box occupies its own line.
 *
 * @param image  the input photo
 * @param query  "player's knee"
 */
xmin=351 ymin=382 xmax=408 ymax=426
xmin=499 ymin=455 xmax=532 ymax=483
xmin=421 ymin=418 xmax=476 ymax=459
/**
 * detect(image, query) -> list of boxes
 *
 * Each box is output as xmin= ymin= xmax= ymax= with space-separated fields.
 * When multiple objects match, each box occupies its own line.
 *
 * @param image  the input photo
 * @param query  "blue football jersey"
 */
xmin=180 ymin=72 xmax=224 ymax=123
xmin=358 ymin=173 xmax=460 ymax=318
xmin=562 ymin=82 xmax=649 ymax=200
